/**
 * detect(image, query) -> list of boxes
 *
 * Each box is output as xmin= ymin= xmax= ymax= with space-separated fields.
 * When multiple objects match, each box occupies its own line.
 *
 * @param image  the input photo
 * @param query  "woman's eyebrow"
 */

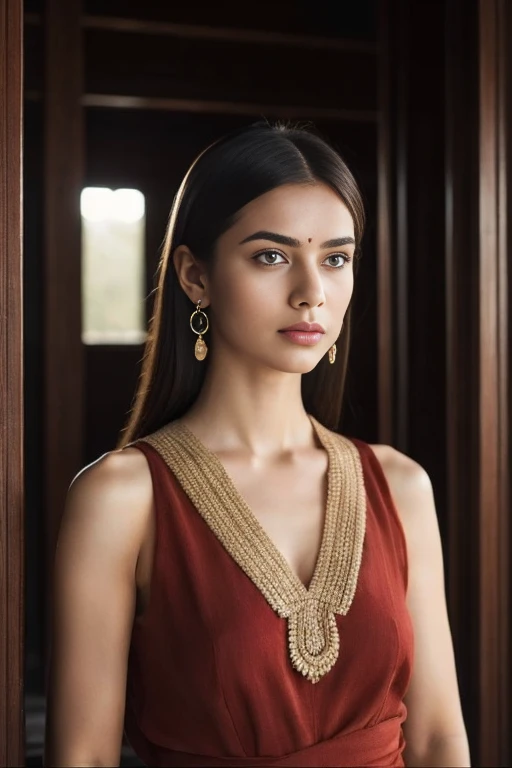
xmin=238 ymin=230 xmax=355 ymax=248
xmin=239 ymin=230 xmax=300 ymax=247
xmin=321 ymin=236 xmax=356 ymax=248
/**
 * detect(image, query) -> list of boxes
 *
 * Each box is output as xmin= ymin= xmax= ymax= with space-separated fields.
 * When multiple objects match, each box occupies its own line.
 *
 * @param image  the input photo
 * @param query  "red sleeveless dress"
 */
xmin=123 ymin=429 xmax=414 ymax=767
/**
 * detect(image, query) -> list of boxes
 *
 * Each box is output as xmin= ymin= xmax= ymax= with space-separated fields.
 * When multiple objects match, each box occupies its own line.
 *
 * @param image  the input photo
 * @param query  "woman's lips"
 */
xmin=278 ymin=330 xmax=324 ymax=345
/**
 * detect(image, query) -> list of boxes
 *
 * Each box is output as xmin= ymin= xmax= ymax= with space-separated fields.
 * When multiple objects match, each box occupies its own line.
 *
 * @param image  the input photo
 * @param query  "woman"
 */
xmin=44 ymin=122 xmax=470 ymax=767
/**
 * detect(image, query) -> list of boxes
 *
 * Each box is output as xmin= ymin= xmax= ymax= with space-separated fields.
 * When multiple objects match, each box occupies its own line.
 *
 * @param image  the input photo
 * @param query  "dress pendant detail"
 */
xmin=287 ymin=602 xmax=340 ymax=683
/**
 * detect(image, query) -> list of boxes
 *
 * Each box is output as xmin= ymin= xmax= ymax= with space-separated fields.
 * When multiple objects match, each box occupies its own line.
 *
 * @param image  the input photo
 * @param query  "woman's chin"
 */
xmin=270 ymin=354 xmax=325 ymax=375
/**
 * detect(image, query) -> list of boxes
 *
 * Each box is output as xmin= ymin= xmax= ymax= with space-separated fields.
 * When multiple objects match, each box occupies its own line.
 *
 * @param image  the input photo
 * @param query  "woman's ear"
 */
xmin=172 ymin=245 xmax=210 ymax=307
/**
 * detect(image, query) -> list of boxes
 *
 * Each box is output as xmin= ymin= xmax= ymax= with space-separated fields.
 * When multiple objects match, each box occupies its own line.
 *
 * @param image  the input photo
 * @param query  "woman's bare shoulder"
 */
xmin=70 ymin=445 xmax=152 ymax=503
xmin=61 ymin=445 xmax=154 ymax=562
xmin=368 ymin=443 xmax=429 ymax=488
xmin=46 ymin=445 xmax=155 ymax=766
xmin=368 ymin=443 xmax=436 ymax=544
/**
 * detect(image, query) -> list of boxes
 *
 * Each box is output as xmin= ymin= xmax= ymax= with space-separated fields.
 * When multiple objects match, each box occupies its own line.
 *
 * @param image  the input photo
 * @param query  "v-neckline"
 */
xmin=175 ymin=413 xmax=333 ymax=596
xmin=136 ymin=412 xmax=367 ymax=683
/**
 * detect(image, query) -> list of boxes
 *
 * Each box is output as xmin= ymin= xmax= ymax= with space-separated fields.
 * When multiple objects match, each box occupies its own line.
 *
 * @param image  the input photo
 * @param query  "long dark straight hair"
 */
xmin=117 ymin=121 xmax=365 ymax=448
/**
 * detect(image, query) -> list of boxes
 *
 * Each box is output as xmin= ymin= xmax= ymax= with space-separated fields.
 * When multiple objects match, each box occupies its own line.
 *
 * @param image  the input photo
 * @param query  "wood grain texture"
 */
xmin=81 ymin=14 xmax=379 ymax=52
xmin=377 ymin=0 xmax=394 ymax=445
xmin=478 ymin=0 xmax=510 ymax=763
xmin=25 ymin=14 xmax=378 ymax=122
xmin=43 ymin=0 xmax=85 ymax=663
xmin=0 ymin=0 xmax=25 ymax=764
xmin=83 ymin=28 xmax=377 ymax=113
xmin=383 ymin=1 xmax=510 ymax=762
xmin=81 ymin=0 xmax=378 ymax=42
xmin=444 ymin=0 xmax=481 ymax=760
xmin=496 ymin=4 xmax=511 ymax=760
xmin=81 ymin=94 xmax=377 ymax=122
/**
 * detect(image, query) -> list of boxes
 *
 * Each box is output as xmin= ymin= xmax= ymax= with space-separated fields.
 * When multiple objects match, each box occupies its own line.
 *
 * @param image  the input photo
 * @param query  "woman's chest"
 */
xmin=136 ymin=447 xmax=330 ymax=612
xmin=219 ymin=449 xmax=329 ymax=589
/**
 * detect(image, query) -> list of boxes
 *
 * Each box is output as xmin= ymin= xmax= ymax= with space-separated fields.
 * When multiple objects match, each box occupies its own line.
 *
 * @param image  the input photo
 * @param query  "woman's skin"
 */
xmin=44 ymin=182 xmax=470 ymax=766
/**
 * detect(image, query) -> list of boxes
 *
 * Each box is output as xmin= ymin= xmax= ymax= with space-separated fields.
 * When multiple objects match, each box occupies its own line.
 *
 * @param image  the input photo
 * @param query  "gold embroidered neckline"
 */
xmin=137 ymin=414 xmax=367 ymax=683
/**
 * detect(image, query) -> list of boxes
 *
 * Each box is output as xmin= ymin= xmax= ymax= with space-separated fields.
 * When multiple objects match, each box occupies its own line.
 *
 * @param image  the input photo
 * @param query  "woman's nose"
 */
xmin=289 ymin=266 xmax=326 ymax=308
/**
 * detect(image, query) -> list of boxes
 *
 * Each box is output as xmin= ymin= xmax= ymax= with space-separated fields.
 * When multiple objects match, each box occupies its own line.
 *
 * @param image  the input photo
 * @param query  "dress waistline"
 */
xmin=130 ymin=716 xmax=405 ymax=767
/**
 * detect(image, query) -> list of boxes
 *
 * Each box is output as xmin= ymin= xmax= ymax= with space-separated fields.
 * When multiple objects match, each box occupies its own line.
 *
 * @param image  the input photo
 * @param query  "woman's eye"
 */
xmin=324 ymin=254 xmax=351 ymax=268
xmin=253 ymin=250 xmax=352 ymax=268
xmin=253 ymin=250 xmax=286 ymax=267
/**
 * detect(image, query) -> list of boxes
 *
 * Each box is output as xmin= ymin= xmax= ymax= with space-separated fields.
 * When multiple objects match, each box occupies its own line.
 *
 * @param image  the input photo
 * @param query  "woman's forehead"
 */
xmin=229 ymin=184 xmax=355 ymax=242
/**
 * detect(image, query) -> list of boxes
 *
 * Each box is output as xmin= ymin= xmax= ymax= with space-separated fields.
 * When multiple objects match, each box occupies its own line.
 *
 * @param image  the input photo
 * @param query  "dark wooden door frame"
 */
xmin=43 ymin=0 xmax=85 ymax=663
xmin=381 ymin=0 xmax=511 ymax=764
xmin=0 ymin=0 xmax=25 ymax=765
xmin=477 ymin=0 xmax=510 ymax=762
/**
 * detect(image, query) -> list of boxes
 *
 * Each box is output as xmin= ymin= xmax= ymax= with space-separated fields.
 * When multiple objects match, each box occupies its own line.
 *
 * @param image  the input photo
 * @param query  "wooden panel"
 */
xmin=402 ymin=0 xmax=447 ymax=503
xmin=378 ymin=3 xmax=512 ymax=761
xmin=444 ymin=0 xmax=511 ymax=762
xmin=83 ymin=0 xmax=378 ymax=41
xmin=377 ymin=0 xmax=412 ymax=454
xmin=444 ymin=0 xmax=480 ymax=758
xmin=0 ymin=0 xmax=25 ymax=764
xmin=84 ymin=28 xmax=377 ymax=113
xmin=81 ymin=94 xmax=375 ymax=122
xmin=25 ymin=13 xmax=378 ymax=119
xmin=43 ymin=0 xmax=84 ymax=655
xmin=497 ymin=6 xmax=511 ymax=761
xmin=378 ymin=0 xmax=448 ymax=480
xmin=82 ymin=15 xmax=378 ymax=51
xmin=376 ymin=0 xmax=393 ymax=445
xmin=478 ymin=0 xmax=510 ymax=762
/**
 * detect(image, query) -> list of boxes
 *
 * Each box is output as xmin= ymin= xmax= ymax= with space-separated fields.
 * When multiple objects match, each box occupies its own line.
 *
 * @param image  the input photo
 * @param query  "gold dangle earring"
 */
xmin=190 ymin=299 xmax=209 ymax=361
xmin=328 ymin=322 xmax=343 ymax=365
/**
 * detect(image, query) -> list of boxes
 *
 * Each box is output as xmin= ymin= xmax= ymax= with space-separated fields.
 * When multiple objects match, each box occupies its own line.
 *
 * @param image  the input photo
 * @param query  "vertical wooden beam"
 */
xmin=0 ymin=0 xmax=25 ymax=765
xmin=478 ymin=0 xmax=510 ymax=763
xmin=378 ymin=0 xmax=410 ymax=452
xmin=445 ymin=0 xmax=480 ymax=756
xmin=377 ymin=0 xmax=394 ymax=446
xmin=379 ymin=0 xmax=447 ymax=471
xmin=43 ymin=0 xmax=84 ymax=658
xmin=496 ymin=5 xmax=511 ymax=761
xmin=446 ymin=0 xmax=510 ymax=761
xmin=393 ymin=0 xmax=409 ymax=455
xmin=385 ymin=0 xmax=510 ymax=760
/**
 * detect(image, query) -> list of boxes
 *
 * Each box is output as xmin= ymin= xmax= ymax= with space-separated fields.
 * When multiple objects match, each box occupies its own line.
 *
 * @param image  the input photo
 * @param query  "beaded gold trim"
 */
xmin=136 ymin=414 xmax=366 ymax=683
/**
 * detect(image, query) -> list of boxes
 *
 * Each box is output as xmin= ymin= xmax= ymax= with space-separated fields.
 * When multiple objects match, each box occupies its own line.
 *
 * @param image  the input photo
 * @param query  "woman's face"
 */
xmin=205 ymin=182 xmax=356 ymax=374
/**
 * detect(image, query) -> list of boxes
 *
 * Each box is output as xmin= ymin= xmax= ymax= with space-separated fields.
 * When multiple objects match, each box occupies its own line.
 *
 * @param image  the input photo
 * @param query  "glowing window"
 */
xmin=81 ymin=187 xmax=147 ymax=344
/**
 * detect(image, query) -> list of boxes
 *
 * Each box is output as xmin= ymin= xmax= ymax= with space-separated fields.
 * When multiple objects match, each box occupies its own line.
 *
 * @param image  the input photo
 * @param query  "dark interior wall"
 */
xmin=385 ymin=1 xmax=448 ymax=536
xmin=25 ymin=0 xmax=377 ymax=36
xmin=83 ymin=0 xmax=377 ymax=38
xmin=24 ymin=0 xmax=379 ymax=700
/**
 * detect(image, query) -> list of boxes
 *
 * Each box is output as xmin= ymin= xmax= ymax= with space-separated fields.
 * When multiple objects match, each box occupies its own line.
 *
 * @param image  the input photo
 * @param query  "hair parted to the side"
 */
xmin=116 ymin=120 xmax=365 ymax=449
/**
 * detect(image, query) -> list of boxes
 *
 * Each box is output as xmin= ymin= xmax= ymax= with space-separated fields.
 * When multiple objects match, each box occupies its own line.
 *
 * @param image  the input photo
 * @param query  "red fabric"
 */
xmin=124 ymin=437 xmax=414 ymax=767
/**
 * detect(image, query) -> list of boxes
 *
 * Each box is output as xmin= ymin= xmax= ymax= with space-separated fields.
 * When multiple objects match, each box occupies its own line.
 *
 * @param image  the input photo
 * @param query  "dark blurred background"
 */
xmin=19 ymin=0 xmax=511 ymax=765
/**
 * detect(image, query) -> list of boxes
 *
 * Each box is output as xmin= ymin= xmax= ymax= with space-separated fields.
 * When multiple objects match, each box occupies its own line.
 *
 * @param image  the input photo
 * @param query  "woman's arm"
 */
xmin=44 ymin=447 xmax=153 ymax=767
xmin=374 ymin=445 xmax=471 ymax=767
